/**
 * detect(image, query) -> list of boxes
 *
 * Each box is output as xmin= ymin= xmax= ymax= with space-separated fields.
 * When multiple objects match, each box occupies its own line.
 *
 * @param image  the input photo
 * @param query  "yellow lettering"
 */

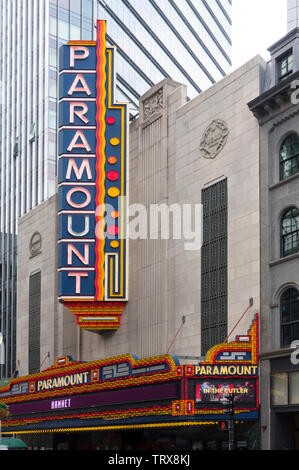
xmin=56 ymin=377 xmax=64 ymax=388
xmin=220 ymin=366 xmax=228 ymax=375
xmin=83 ymin=372 xmax=89 ymax=383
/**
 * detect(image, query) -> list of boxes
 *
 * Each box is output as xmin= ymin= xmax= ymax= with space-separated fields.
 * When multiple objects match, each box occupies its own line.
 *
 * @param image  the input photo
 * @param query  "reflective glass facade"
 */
xmin=97 ymin=0 xmax=232 ymax=116
xmin=0 ymin=0 xmax=231 ymax=378
xmin=0 ymin=0 xmax=95 ymax=378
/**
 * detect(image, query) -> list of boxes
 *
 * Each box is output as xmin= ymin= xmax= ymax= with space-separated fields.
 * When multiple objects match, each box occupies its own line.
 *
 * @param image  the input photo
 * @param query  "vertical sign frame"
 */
xmin=58 ymin=20 xmax=128 ymax=332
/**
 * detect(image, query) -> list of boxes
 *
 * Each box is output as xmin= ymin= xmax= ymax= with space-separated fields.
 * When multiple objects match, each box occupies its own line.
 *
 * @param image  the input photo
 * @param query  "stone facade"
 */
xmin=17 ymin=56 xmax=264 ymax=376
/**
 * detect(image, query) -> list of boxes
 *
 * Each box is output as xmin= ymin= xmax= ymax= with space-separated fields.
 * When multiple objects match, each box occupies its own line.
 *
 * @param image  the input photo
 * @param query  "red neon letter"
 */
xmin=67 ymin=130 xmax=91 ymax=152
xmin=69 ymin=102 xmax=89 ymax=124
xmin=68 ymin=74 xmax=92 ymax=96
xmin=69 ymin=46 xmax=89 ymax=68
xmin=66 ymin=187 xmax=91 ymax=209
xmin=66 ymin=159 xmax=92 ymax=180
xmin=68 ymin=272 xmax=88 ymax=294
xmin=67 ymin=244 xmax=89 ymax=265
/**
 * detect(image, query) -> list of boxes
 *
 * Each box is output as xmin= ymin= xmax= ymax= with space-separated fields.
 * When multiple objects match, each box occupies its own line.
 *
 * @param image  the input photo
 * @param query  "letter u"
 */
xmin=68 ymin=215 xmax=90 ymax=237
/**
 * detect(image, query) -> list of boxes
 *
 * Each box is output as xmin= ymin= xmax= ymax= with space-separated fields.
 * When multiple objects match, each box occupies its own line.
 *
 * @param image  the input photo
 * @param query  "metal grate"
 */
xmin=28 ymin=271 xmax=41 ymax=374
xmin=201 ymin=179 xmax=227 ymax=355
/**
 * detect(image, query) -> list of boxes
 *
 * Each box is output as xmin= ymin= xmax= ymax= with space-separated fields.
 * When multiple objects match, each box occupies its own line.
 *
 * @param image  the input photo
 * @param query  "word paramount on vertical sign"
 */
xmin=58 ymin=20 xmax=128 ymax=332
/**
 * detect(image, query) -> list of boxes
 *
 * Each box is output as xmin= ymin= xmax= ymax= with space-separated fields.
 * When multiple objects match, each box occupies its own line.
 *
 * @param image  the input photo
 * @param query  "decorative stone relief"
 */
xmin=29 ymin=232 xmax=42 ymax=258
xmin=200 ymin=119 xmax=229 ymax=159
xmin=143 ymin=88 xmax=164 ymax=121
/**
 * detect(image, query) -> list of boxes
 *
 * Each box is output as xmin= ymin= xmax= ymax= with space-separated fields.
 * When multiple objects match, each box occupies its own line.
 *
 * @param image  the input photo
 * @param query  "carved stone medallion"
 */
xmin=29 ymin=232 xmax=42 ymax=258
xmin=200 ymin=119 xmax=229 ymax=159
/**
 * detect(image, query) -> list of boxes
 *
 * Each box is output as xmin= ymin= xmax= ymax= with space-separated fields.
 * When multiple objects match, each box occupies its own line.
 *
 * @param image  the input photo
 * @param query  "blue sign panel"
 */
xmin=58 ymin=21 xmax=129 ymax=332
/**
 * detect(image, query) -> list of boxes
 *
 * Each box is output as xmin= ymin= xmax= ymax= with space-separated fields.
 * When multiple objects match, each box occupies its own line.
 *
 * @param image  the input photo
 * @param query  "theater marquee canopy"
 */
xmin=0 ymin=317 xmax=259 ymax=434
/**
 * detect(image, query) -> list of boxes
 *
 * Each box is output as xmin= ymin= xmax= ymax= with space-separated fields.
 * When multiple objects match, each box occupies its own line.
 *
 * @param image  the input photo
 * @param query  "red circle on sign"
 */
xmin=107 ymin=225 xmax=119 ymax=235
xmin=106 ymin=116 xmax=115 ymax=125
xmin=107 ymin=170 xmax=119 ymax=181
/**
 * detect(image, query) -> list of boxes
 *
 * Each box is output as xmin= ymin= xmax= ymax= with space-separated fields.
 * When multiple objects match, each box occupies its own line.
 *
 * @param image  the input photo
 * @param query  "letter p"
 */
xmin=70 ymin=46 xmax=89 ymax=68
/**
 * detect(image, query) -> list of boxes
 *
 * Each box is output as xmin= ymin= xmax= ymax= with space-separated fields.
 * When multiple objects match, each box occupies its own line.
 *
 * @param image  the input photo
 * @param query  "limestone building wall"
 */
xmin=16 ymin=56 xmax=265 ymax=373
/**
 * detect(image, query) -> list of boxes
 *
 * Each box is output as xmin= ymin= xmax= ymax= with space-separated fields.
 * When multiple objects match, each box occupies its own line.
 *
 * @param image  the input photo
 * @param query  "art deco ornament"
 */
xmin=200 ymin=119 xmax=229 ymax=159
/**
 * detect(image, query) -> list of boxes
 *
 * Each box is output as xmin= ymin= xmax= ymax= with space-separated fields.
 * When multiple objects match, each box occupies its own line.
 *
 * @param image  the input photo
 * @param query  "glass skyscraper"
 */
xmin=0 ymin=0 xmax=232 ymax=379
xmin=0 ymin=0 xmax=95 ymax=378
xmin=98 ymin=0 xmax=232 ymax=117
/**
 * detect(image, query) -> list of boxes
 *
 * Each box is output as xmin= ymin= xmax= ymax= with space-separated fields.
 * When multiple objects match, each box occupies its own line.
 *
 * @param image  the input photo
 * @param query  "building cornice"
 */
xmin=268 ymin=27 xmax=299 ymax=55
xmin=259 ymin=348 xmax=293 ymax=361
xmin=248 ymin=70 xmax=299 ymax=124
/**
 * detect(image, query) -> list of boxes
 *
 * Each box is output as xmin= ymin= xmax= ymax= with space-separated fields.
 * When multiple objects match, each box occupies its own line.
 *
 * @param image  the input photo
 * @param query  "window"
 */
xmin=201 ymin=179 xmax=227 ymax=355
xmin=281 ymin=287 xmax=299 ymax=347
xmin=272 ymin=371 xmax=299 ymax=406
xmin=278 ymin=51 xmax=293 ymax=81
xmin=271 ymin=373 xmax=288 ymax=405
xmin=290 ymin=371 xmax=299 ymax=405
xmin=28 ymin=271 xmax=41 ymax=374
xmin=280 ymin=134 xmax=299 ymax=180
xmin=281 ymin=207 xmax=299 ymax=257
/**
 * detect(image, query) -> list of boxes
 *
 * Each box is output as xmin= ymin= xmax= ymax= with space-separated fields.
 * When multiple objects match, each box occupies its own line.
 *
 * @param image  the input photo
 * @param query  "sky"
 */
xmin=232 ymin=0 xmax=288 ymax=70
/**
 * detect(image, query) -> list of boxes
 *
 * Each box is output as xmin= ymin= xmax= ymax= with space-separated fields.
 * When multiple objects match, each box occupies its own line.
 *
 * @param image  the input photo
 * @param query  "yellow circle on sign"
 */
xmin=107 ymin=187 xmax=120 ymax=198
xmin=110 ymin=241 xmax=119 ymax=248
xmin=110 ymin=137 xmax=120 ymax=146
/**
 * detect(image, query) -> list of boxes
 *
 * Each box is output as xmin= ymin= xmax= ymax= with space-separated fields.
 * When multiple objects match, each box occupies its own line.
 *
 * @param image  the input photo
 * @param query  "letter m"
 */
xmin=66 ymin=158 xmax=92 ymax=181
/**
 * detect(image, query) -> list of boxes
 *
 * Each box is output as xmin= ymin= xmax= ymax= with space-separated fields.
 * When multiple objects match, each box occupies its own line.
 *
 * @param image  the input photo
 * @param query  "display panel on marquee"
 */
xmin=58 ymin=20 xmax=128 ymax=332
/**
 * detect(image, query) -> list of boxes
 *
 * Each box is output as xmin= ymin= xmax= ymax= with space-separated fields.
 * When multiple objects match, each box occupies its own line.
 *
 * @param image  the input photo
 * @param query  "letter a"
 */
xmin=68 ymin=74 xmax=92 ymax=96
xmin=67 ymin=131 xmax=91 ymax=152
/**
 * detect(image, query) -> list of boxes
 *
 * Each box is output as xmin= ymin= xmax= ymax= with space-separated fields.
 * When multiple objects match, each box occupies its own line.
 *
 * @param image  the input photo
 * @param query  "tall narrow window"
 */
xmin=280 ymin=134 xmax=299 ymax=181
xmin=281 ymin=207 xmax=299 ymax=257
xmin=201 ymin=179 xmax=227 ymax=356
xmin=28 ymin=271 xmax=41 ymax=374
xmin=281 ymin=288 xmax=299 ymax=347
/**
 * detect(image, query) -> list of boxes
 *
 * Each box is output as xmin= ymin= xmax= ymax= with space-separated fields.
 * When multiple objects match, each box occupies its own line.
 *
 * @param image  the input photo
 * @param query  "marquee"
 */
xmin=0 ymin=316 xmax=259 ymax=433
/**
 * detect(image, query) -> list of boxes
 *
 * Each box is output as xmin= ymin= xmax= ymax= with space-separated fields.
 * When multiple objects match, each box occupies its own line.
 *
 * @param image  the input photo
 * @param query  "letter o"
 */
xmin=66 ymin=187 xmax=91 ymax=209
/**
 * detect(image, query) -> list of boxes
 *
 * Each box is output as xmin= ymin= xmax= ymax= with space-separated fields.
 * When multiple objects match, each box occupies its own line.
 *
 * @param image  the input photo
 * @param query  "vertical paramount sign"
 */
xmin=58 ymin=21 xmax=128 ymax=332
